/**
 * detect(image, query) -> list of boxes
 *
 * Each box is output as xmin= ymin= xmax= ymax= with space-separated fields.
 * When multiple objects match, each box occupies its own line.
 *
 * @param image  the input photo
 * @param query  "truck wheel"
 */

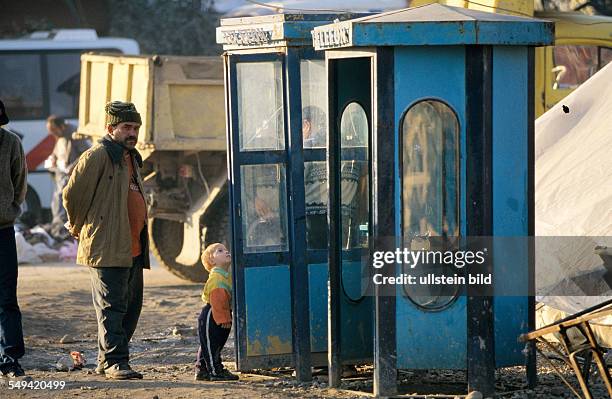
xmin=200 ymin=186 xmax=230 ymax=249
xmin=149 ymin=218 xmax=209 ymax=283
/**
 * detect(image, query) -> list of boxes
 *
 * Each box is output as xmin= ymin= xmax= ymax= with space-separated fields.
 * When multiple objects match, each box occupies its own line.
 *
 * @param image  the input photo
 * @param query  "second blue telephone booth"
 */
xmin=217 ymin=12 xmax=373 ymax=380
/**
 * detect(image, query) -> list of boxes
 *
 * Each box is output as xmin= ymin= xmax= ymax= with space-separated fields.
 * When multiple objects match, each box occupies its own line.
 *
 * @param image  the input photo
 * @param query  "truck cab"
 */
xmin=0 ymin=29 xmax=139 ymax=224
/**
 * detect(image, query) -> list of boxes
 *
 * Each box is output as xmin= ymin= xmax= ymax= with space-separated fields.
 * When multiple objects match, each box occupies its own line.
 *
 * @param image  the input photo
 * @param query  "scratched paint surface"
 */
xmin=309 ymin=263 xmax=328 ymax=352
xmin=392 ymin=42 xmax=533 ymax=369
xmin=492 ymin=45 xmax=530 ymax=367
xmin=244 ymin=266 xmax=292 ymax=356
xmin=394 ymin=45 xmax=468 ymax=370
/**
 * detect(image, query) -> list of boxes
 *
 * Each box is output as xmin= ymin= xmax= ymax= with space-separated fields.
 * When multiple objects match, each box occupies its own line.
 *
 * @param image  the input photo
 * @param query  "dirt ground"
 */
xmin=1 ymin=258 xmax=609 ymax=399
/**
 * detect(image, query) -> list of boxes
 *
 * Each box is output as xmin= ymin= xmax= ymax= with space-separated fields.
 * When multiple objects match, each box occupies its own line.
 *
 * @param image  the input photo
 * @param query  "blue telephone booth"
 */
xmin=217 ymin=12 xmax=374 ymax=380
xmin=312 ymin=4 xmax=553 ymax=395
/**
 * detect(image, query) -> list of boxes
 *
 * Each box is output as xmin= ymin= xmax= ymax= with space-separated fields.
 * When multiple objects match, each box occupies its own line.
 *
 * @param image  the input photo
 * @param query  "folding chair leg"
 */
xmin=582 ymin=351 xmax=592 ymax=385
xmin=568 ymin=351 xmax=594 ymax=399
xmin=581 ymin=323 xmax=612 ymax=397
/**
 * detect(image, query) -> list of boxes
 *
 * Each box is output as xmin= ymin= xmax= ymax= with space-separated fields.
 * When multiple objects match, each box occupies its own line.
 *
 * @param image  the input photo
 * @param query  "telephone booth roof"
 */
xmin=312 ymin=3 xmax=554 ymax=50
xmin=217 ymin=12 xmax=365 ymax=50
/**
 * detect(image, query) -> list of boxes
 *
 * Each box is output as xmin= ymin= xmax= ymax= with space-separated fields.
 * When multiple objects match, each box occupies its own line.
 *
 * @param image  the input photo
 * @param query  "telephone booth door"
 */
xmin=226 ymin=54 xmax=294 ymax=370
xmin=327 ymin=54 xmax=375 ymax=376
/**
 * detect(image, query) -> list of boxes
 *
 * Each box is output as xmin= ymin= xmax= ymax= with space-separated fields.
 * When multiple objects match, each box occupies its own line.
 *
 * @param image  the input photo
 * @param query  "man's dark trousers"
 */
xmin=0 ymin=226 xmax=25 ymax=370
xmin=90 ymin=256 xmax=143 ymax=370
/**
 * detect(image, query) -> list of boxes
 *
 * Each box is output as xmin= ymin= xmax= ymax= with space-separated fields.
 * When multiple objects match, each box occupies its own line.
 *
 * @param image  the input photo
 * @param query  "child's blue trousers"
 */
xmin=196 ymin=303 xmax=230 ymax=375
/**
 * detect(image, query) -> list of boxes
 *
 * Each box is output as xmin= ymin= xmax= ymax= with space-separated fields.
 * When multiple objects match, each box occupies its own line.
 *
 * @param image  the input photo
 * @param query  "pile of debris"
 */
xmin=14 ymin=221 xmax=77 ymax=264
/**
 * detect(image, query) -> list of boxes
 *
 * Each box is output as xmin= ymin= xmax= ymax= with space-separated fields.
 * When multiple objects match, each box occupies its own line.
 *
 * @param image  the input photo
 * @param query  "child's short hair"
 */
xmin=201 ymin=243 xmax=225 ymax=272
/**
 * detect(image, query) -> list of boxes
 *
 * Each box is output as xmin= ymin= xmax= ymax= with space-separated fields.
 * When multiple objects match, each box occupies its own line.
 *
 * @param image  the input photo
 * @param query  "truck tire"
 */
xmin=149 ymin=218 xmax=209 ymax=283
xmin=200 ymin=186 xmax=230 ymax=249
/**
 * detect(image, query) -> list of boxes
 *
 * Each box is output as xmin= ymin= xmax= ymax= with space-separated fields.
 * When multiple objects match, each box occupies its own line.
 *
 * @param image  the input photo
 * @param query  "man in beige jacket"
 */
xmin=63 ymin=101 xmax=149 ymax=380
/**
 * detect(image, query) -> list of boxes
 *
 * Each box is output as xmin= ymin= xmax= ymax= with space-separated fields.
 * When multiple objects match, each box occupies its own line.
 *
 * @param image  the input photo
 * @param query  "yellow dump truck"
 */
xmin=77 ymin=53 xmax=226 ymax=282
xmin=410 ymin=0 xmax=612 ymax=116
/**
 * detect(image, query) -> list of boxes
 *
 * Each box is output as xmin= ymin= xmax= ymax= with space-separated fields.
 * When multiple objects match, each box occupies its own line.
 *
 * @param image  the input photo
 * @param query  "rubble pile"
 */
xmin=14 ymin=221 xmax=77 ymax=264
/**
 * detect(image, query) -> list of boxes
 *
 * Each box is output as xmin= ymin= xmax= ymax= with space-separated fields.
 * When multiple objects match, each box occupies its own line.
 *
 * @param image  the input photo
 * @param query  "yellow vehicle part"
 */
xmin=409 ymin=0 xmax=533 ymax=16
xmin=408 ymin=1 xmax=612 ymax=117
xmin=78 ymin=53 xmax=226 ymax=158
xmin=535 ymin=12 xmax=612 ymax=116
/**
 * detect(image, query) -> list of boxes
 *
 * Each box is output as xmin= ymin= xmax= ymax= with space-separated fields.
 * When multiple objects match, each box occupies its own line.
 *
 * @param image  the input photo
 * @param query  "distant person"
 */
xmin=0 ymin=99 xmax=28 ymax=378
xmin=63 ymin=101 xmax=149 ymax=380
xmin=194 ymin=243 xmax=239 ymax=381
xmin=44 ymin=115 xmax=90 ymax=236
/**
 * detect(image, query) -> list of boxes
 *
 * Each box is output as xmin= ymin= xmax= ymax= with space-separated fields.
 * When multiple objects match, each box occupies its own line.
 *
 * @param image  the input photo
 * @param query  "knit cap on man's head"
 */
xmin=105 ymin=101 xmax=142 ymax=126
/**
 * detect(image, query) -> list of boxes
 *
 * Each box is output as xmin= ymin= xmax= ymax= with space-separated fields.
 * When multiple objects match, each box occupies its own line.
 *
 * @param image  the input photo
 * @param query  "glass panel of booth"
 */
xmin=304 ymin=161 xmax=328 ymax=250
xmin=240 ymin=164 xmax=289 ymax=253
xmin=300 ymin=59 xmax=328 ymax=250
xmin=300 ymin=60 xmax=327 ymax=149
xmin=401 ymin=100 xmax=460 ymax=311
xmin=338 ymin=102 xmax=370 ymax=304
xmin=236 ymin=61 xmax=285 ymax=151
xmin=339 ymin=102 xmax=369 ymax=250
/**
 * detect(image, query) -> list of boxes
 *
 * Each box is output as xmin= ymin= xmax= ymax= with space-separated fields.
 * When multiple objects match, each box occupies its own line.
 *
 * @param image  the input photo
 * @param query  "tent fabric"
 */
xmin=535 ymin=62 xmax=612 ymax=337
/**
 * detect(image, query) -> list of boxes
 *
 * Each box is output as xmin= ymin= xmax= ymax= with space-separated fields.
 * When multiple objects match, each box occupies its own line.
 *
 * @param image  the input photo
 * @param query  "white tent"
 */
xmin=536 ymin=63 xmax=612 ymax=239
xmin=535 ymin=62 xmax=612 ymax=341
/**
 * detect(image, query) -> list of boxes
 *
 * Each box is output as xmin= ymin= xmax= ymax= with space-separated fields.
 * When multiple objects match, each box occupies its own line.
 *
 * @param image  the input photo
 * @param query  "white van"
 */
xmin=0 ymin=29 xmax=139 ymax=224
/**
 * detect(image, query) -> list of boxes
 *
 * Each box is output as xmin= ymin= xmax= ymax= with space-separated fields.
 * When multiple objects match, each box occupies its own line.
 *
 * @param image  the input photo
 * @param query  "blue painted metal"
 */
xmin=245 ymin=266 xmax=293 ymax=356
xmin=464 ymin=45 xmax=495 ymax=394
xmin=350 ymin=20 xmax=554 ymax=47
xmin=235 ymin=151 xmax=286 ymax=165
xmin=392 ymin=44 xmax=532 ymax=371
xmin=341 ymin=260 xmax=373 ymax=360
xmin=286 ymin=45 xmax=313 ymax=380
xmin=491 ymin=46 xmax=530 ymax=367
xmin=308 ymin=263 xmax=328 ymax=352
xmin=311 ymin=4 xmax=554 ymax=50
xmin=394 ymin=46 xmax=467 ymax=369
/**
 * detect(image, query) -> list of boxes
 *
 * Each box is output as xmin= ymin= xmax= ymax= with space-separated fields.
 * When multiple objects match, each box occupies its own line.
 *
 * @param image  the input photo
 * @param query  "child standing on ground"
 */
xmin=195 ymin=243 xmax=239 ymax=381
